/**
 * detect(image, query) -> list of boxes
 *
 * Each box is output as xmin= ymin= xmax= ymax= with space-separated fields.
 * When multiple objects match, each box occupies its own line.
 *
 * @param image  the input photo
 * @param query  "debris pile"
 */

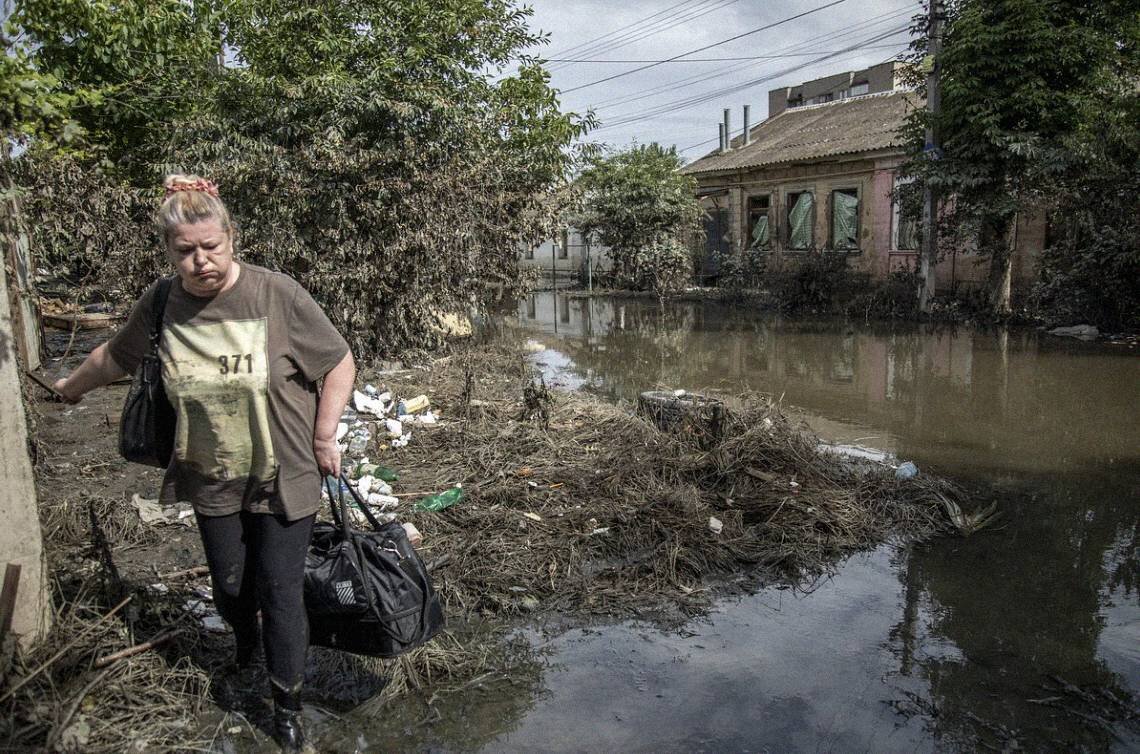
xmin=364 ymin=342 xmax=992 ymax=619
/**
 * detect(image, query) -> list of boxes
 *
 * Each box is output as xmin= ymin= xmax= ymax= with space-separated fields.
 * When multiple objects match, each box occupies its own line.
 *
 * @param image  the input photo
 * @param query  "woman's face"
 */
xmin=167 ymin=219 xmax=236 ymax=297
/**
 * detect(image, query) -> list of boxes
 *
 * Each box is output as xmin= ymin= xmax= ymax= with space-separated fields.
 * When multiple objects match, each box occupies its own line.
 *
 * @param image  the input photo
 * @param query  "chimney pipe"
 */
xmin=722 ymin=108 xmax=731 ymax=151
xmin=718 ymin=123 xmax=726 ymax=152
xmin=743 ymin=104 xmax=751 ymax=146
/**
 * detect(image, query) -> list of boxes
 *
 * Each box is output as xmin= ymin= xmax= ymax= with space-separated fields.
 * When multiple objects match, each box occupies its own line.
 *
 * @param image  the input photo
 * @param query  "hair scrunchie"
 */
xmin=164 ymin=178 xmax=220 ymax=200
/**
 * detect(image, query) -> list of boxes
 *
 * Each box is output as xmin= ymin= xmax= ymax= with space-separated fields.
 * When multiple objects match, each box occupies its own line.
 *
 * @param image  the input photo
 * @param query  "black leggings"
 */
xmin=197 ymin=510 xmax=315 ymax=690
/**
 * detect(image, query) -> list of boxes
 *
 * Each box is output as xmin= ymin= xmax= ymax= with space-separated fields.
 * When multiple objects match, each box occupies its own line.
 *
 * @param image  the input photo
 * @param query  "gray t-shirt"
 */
xmin=109 ymin=264 xmax=349 ymax=520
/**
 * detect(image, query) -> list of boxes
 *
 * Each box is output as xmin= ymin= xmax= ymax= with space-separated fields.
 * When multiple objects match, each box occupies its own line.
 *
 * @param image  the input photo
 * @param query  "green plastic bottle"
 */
xmin=413 ymin=486 xmax=463 ymax=512
xmin=355 ymin=463 xmax=399 ymax=482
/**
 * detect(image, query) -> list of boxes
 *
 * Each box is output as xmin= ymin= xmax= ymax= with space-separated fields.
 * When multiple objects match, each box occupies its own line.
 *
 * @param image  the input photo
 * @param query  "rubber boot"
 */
xmin=271 ymin=681 xmax=307 ymax=754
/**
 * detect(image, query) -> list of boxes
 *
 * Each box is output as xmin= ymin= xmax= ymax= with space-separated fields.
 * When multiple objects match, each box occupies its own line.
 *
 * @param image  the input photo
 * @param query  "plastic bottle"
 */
xmin=413 ymin=486 xmax=463 ymax=512
xmin=354 ymin=462 xmax=399 ymax=482
xmin=347 ymin=429 xmax=371 ymax=455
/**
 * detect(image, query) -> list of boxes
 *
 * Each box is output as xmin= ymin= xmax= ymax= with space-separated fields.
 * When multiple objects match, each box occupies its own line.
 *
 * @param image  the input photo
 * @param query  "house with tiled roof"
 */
xmin=683 ymin=62 xmax=1044 ymax=289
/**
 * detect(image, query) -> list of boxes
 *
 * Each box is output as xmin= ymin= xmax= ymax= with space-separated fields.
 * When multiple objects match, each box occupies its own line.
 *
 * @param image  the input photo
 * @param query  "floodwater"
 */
xmin=335 ymin=294 xmax=1139 ymax=752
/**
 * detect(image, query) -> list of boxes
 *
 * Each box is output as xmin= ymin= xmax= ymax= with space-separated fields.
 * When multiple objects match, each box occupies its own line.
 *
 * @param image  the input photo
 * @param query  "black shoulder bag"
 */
xmin=118 ymin=277 xmax=176 ymax=467
xmin=305 ymin=474 xmax=445 ymax=658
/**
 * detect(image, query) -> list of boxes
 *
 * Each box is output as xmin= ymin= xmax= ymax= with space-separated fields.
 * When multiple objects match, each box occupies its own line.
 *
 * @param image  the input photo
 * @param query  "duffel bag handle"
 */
xmin=323 ymin=476 xmax=352 ymax=537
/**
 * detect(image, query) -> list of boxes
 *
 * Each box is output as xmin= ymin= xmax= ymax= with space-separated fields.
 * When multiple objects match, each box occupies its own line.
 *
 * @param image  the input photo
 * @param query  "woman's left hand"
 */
xmin=313 ymin=436 xmax=341 ymax=477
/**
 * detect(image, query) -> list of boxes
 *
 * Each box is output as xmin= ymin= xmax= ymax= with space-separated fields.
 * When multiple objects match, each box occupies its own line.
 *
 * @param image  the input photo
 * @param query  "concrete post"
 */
xmin=0 ymin=257 xmax=51 ymax=649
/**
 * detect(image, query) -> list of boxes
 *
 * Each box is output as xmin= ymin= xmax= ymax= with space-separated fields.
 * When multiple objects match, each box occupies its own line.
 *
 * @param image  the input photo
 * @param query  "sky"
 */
xmin=509 ymin=0 xmax=922 ymax=161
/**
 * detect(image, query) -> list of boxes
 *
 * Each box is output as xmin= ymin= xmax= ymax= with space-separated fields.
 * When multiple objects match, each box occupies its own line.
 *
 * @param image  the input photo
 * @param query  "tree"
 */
xmin=11 ymin=0 xmax=591 ymax=355
xmin=575 ymin=143 xmax=701 ymax=295
xmin=11 ymin=0 xmax=223 ymax=167
xmin=900 ymin=0 xmax=1138 ymax=316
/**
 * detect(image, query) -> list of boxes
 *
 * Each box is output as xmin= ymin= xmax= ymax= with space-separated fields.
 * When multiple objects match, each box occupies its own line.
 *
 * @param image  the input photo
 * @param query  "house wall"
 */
xmin=519 ymin=227 xmax=614 ymax=277
xmin=696 ymin=156 xmax=889 ymax=278
xmin=695 ymin=156 xmax=1044 ymax=291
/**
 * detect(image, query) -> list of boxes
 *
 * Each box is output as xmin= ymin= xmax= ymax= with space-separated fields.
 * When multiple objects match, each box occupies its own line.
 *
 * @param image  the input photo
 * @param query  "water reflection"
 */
xmin=513 ymin=292 xmax=1139 ymax=751
xmin=518 ymin=293 xmax=1139 ymax=474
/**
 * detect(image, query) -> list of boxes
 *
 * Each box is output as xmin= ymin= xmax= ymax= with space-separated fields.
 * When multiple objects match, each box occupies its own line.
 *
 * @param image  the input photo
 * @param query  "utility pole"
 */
xmin=918 ymin=0 xmax=944 ymax=314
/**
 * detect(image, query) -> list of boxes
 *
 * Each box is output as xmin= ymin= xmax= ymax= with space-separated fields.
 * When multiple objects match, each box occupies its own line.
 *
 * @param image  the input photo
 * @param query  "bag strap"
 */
xmin=148 ymin=277 xmax=174 ymax=350
xmin=323 ymin=476 xmax=345 ymax=531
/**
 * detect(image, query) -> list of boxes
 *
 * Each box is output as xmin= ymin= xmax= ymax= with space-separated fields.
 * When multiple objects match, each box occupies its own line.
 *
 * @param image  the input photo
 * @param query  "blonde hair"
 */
xmin=157 ymin=174 xmax=232 ymax=242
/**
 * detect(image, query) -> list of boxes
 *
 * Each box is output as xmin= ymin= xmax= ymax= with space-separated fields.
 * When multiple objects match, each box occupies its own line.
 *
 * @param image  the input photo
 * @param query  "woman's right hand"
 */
xmin=52 ymin=377 xmax=82 ymax=404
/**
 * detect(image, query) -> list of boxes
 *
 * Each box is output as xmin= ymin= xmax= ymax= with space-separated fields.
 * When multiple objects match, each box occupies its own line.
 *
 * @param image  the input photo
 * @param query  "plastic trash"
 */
xmin=335 ymin=422 xmax=348 ymax=442
xmin=363 ymin=384 xmax=378 ymax=396
xmin=401 ymin=395 xmax=430 ymax=415
xmin=391 ymin=432 xmax=411 ymax=449
xmin=418 ymin=411 xmax=438 ymax=425
xmin=353 ymin=390 xmax=389 ymax=416
xmin=708 ymin=516 xmax=724 ymax=534
xmin=355 ymin=474 xmax=391 ymax=498
xmin=347 ymin=428 xmax=371 ymax=455
xmin=402 ymin=522 xmax=423 ymax=547
xmin=355 ymin=462 xmax=398 ymax=482
xmin=895 ymin=461 xmax=919 ymax=480
xmin=366 ymin=493 xmax=399 ymax=508
xmin=385 ymin=418 xmax=403 ymax=437
xmin=413 ymin=485 xmax=463 ymax=512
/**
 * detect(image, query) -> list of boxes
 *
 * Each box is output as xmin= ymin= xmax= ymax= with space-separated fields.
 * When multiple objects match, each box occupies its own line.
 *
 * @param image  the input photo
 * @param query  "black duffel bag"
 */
xmin=304 ymin=474 xmax=444 ymax=658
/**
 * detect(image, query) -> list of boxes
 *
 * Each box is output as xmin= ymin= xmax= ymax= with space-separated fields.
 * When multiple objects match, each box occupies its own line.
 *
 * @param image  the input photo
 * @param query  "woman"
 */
xmin=55 ymin=174 xmax=354 ymax=753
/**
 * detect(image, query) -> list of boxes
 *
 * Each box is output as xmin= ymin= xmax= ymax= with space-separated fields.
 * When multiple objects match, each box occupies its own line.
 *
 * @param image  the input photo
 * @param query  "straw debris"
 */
xmin=371 ymin=340 xmax=974 ymax=619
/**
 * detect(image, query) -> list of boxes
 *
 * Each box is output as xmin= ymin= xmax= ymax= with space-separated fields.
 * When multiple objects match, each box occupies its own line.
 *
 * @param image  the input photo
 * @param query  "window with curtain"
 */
xmin=787 ymin=191 xmax=814 ymax=250
xmin=831 ymin=189 xmax=859 ymax=250
xmin=893 ymin=176 xmax=919 ymax=250
xmin=748 ymin=195 xmax=771 ymax=250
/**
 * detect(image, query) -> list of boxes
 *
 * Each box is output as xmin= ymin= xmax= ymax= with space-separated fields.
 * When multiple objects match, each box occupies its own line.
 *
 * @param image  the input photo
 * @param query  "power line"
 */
xmin=598 ymin=26 xmax=909 ymax=130
xmin=548 ymin=0 xmax=745 ymax=71
xmin=545 ymin=44 xmax=904 ymax=63
xmin=561 ymin=0 xmax=847 ymax=94
xmin=593 ymin=23 xmax=910 ymax=130
xmin=585 ymin=6 xmax=913 ymax=111
xmin=546 ymin=0 xmax=699 ymax=59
